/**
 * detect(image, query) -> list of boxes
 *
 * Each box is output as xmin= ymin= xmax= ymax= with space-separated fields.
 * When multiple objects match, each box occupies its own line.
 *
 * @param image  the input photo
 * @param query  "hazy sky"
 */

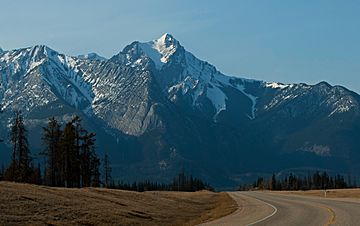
xmin=1 ymin=0 xmax=359 ymax=92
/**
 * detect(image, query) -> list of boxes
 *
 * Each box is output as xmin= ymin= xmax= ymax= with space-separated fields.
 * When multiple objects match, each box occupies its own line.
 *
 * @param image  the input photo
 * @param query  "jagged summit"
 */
xmin=29 ymin=44 xmax=54 ymax=51
xmin=0 ymin=45 xmax=59 ymax=64
xmin=153 ymin=33 xmax=179 ymax=52
xmin=28 ymin=45 xmax=60 ymax=61
xmin=157 ymin=33 xmax=176 ymax=42
xmin=24 ymin=45 xmax=57 ymax=56
xmin=151 ymin=33 xmax=179 ymax=63
xmin=110 ymin=33 xmax=182 ymax=70
xmin=134 ymin=33 xmax=181 ymax=69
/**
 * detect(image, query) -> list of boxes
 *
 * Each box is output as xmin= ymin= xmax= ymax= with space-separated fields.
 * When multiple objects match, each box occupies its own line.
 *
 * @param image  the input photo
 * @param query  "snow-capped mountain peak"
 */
xmin=0 ymin=45 xmax=54 ymax=75
xmin=152 ymin=33 xmax=179 ymax=62
xmin=0 ymin=44 xmax=96 ymax=112
xmin=136 ymin=33 xmax=179 ymax=69
xmin=111 ymin=33 xmax=181 ymax=70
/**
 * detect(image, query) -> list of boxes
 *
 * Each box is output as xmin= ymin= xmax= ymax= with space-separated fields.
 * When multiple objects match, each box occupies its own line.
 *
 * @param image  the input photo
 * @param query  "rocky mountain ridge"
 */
xmin=1 ymin=34 xmax=359 ymax=188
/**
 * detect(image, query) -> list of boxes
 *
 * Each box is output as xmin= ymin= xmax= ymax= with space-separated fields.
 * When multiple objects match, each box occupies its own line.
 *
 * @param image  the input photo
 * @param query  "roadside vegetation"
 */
xmin=239 ymin=171 xmax=358 ymax=191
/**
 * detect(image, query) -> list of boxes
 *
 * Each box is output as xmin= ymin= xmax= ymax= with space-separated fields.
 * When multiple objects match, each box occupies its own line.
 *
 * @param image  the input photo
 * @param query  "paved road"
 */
xmin=200 ymin=191 xmax=360 ymax=226
xmin=199 ymin=192 xmax=275 ymax=226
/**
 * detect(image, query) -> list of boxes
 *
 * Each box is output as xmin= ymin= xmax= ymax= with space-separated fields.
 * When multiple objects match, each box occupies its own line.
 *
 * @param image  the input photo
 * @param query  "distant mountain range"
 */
xmin=1 ymin=34 xmax=359 ymax=189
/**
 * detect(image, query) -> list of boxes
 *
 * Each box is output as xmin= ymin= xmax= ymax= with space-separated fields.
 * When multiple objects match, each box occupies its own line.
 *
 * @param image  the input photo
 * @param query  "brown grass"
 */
xmin=277 ymin=188 xmax=360 ymax=199
xmin=0 ymin=182 xmax=236 ymax=226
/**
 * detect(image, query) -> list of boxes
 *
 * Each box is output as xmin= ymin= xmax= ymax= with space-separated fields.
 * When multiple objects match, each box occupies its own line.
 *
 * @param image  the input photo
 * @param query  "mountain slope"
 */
xmin=1 ymin=34 xmax=360 ymax=188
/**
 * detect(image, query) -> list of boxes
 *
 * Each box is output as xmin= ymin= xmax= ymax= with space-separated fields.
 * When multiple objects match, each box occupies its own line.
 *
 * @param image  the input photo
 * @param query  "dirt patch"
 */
xmin=0 ymin=182 xmax=236 ymax=226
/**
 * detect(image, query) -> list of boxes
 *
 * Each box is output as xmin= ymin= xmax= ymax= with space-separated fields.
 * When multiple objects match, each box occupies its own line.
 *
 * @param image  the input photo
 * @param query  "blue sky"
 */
xmin=1 ymin=0 xmax=359 ymax=92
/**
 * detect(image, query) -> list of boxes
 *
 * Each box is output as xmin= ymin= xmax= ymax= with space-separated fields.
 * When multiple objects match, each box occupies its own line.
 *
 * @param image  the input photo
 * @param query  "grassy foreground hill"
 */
xmin=0 ymin=182 xmax=236 ymax=226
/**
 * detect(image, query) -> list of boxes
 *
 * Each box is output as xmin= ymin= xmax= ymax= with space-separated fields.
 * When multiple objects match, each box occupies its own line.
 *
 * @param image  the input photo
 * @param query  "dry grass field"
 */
xmin=279 ymin=188 xmax=360 ymax=199
xmin=0 ymin=181 xmax=236 ymax=226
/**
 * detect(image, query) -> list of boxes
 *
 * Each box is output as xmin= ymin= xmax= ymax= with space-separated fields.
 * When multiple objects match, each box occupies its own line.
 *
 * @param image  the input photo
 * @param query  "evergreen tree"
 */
xmin=91 ymin=154 xmax=101 ymax=187
xmin=270 ymin=173 xmax=276 ymax=190
xmin=71 ymin=116 xmax=84 ymax=187
xmin=313 ymin=171 xmax=321 ymax=189
xmin=103 ymin=152 xmax=112 ymax=187
xmin=80 ymin=132 xmax=96 ymax=187
xmin=61 ymin=120 xmax=78 ymax=187
xmin=0 ymin=106 xmax=3 ymax=144
xmin=29 ymin=163 xmax=42 ymax=185
xmin=42 ymin=117 xmax=62 ymax=186
xmin=0 ymin=163 xmax=4 ymax=181
xmin=5 ymin=111 xmax=30 ymax=182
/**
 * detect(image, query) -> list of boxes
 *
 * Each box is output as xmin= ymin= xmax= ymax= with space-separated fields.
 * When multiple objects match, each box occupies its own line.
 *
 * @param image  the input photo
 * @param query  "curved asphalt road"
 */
xmin=200 ymin=191 xmax=360 ymax=226
xmin=199 ymin=192 xmax=275 ymax=226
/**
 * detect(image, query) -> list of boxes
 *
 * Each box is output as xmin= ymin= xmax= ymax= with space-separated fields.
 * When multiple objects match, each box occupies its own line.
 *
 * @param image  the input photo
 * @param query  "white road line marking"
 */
xmin=246 ymin=194 xmax=278 ymax=226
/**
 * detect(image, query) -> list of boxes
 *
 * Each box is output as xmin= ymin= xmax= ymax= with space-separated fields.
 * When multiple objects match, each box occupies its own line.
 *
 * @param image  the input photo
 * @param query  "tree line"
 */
xmin=0 ymin=111 xmax=212 ymax=192
xmin=238 ymin=171 xmax=357 ymax=191
xmin=108 ymin=170 xmax=213 ymax=192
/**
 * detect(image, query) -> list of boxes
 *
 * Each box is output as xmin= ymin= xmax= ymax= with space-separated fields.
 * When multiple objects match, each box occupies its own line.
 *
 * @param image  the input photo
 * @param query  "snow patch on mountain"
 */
xmin=328 ymin=96 xmax=356 ymax=116
xmin=168 ymin=76 xmax=199 ymax=95
xmin=138 ymin=33 xmax=178 ymax=69
xmin=301 ymin=144 xmax=331 ymax=156
xmin=153 ymin=33 xmax=178 ymax=64
xmin=28 ymin=58 xmax=46 ymax=72
xmin=207 ymin=84 xmax=227 ymax=115
xmin=236 ymin=84 xmax=257 ymax=119
xmin=138 ymin=42 xmax=163 ymax=68
xmin=266 ymin=82 xmax=289 ymax=89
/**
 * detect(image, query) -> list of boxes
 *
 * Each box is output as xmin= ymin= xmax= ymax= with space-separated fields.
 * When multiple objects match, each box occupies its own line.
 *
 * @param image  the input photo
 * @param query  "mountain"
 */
xmin=78 ymin=53 xmax=107 ymax=61
xmin=1 ymin=34 xmax=360 ymax=189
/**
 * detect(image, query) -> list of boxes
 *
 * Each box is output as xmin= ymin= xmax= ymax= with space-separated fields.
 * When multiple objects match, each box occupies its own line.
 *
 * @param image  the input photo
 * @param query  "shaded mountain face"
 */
xmin=1 ymin=34 xmax=360 ymax=188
